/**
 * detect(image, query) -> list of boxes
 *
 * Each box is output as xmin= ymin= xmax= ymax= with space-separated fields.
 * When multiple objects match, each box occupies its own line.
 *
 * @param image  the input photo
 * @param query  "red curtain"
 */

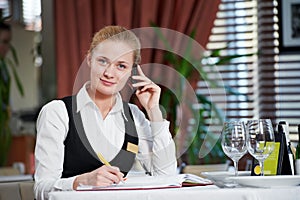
xmin=54 ymin=0 xmax=221 ymax=98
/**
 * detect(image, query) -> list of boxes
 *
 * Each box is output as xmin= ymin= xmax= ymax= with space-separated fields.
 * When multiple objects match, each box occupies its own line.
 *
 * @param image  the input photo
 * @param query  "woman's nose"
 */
xmin=103 ymin=63 xmax=114 ymax=77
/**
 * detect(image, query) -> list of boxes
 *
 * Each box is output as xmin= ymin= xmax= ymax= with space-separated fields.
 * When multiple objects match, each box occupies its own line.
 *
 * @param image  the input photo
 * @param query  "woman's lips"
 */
xmin=100 ymin=78 xmax=115 ymax=86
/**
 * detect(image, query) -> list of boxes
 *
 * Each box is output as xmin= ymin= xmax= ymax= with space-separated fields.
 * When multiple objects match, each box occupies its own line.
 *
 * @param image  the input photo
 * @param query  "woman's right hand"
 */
xmin=73 ymin=165 xmax=124 ymax=189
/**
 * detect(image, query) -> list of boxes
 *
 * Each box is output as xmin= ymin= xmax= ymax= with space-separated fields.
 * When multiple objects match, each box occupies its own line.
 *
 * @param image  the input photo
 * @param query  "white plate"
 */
xmin=228 ymin=175 xmax=300 ymax=188
xmin=201 ymin=171 xmax=250 ymax=181
xmin=201 ymin=171 xmax=251 ymax=187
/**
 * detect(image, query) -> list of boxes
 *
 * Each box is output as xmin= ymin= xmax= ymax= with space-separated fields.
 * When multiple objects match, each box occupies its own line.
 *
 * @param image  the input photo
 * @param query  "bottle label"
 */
xmin=264 ymin=142 xmax=280 ymax=175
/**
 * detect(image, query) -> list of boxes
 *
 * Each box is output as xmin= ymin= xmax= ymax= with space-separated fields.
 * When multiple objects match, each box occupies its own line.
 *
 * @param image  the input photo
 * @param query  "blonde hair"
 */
xmin=88 ymin=26 xmax=141 ymax=64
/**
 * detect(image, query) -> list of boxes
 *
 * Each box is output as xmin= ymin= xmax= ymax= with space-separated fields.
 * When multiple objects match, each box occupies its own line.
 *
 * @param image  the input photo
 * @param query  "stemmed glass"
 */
xmin=246 ymin=119 xmax=275 ymax=176
xmin=221 ymin=121 xmax=247 ymax=176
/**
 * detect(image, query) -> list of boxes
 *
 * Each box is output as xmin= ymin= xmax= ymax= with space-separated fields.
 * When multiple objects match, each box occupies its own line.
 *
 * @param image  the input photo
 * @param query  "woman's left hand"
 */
xmin=132 ymin=65 xmax=161 ymax=112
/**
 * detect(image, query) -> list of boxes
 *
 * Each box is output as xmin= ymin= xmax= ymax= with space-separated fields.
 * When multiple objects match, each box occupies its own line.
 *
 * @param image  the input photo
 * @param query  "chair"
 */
xmin=0 ymin=167 xmax=34 ymax=200
xmin=0 ymin=181 xmax=34 ymax=200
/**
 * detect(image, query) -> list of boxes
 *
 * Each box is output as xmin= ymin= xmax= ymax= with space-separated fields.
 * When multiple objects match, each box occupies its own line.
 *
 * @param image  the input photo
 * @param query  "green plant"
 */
xmin=0 ymin=23 xmax=24 ymax=166
xmin=152 ymin=26 xmax=252 ymax=165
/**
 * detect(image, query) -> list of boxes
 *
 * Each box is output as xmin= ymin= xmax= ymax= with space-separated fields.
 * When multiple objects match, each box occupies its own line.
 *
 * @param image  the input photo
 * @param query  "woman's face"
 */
xmin=88 ymin=40 xmax=134 ymax=97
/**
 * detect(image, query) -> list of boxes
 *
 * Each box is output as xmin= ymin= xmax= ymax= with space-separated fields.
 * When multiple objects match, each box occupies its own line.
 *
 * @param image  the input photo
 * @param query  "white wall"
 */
xmin=8 ymin=23 xmax=39 ymax=111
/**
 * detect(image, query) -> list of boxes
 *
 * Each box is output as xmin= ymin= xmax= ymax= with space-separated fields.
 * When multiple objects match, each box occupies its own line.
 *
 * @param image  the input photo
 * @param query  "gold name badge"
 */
xmin=127 ymin=142 xmax=138 ymax=154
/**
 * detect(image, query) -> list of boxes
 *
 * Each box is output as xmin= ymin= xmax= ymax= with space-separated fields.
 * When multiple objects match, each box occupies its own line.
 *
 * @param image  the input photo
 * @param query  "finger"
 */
xmin=131 ymin=75 xmax=151 ymax=91
xmin=106 ymin=166 xmax=125 ymax=183
xmin=112 ymin=166 xmax=125 ymax=177
xmin=136 ymin=64 xmax=146 ymax=76
xmin=117 ymin=171 xmax=125 ymax=183
xmin=138 ymin=82 xmax=159 ymax=92
xmin=132 ymin=79 xmax=154 ymax=88
xmin=107 ymin=166 xmax=123 ymax=176
xmin=111 ymin=166 xmax=120 ymax=171
xmin=96 ymin=166 xmax=119 ymax=183
xmin=113 ymin=171 xmax=125 ymax=183
xmin=96 ymin=175 xmax=114 ymax=186
xmin=131 ymin=75 xmax=150 ymax=83
xmin=92 ymin=172 xmax=114 ymax=186
xmin=100 ymin=170 xmax=122 ymax=184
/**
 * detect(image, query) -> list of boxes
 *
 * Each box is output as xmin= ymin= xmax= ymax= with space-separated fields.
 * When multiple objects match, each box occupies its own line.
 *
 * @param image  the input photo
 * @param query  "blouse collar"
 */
xmin=76 ymin=82 xmax=127 ymax=120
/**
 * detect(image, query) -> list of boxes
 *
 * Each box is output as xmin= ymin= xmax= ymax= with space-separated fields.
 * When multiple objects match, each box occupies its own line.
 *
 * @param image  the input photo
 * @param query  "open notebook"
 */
xmin=76 ymin=174 xmax=213 ymax=191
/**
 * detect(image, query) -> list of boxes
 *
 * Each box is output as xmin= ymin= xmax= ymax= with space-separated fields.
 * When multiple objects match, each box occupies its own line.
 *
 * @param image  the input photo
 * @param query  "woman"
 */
xmin=34 ymin=26 xmax=177 ymax=200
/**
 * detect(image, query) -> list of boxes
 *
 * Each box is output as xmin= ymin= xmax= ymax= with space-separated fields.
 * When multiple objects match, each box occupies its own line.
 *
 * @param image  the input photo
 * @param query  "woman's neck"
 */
xmin=87 ymin=88 xmax=116 ymax=119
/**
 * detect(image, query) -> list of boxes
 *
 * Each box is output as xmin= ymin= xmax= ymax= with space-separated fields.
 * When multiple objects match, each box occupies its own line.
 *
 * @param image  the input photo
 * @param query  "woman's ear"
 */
xmin=87 ymin=53 xmax=92 ymax=68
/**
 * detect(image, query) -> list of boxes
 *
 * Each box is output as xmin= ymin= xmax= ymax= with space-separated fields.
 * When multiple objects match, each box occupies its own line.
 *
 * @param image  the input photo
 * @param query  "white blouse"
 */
xmin=34 ymin=82 xmax=177 ymax=200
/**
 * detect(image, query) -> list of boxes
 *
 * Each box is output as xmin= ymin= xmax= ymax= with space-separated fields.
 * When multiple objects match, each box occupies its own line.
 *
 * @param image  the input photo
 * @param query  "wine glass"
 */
xmin=221 ymin=121 xmax=247 ymax=176
xmin=246 ymin=119 xmax=275 ymax=176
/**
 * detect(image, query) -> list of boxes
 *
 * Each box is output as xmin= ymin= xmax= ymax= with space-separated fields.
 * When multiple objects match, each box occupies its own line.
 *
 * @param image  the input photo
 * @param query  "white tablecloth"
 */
xmin=49 ymin=185 xmax=300 ymax=200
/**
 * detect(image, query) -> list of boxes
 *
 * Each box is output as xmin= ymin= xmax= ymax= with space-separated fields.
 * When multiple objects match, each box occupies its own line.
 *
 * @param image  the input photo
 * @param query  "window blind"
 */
xmin=198 ymin=0 xmax=258 ymax=132
xmin=200 ymin=0 xmax=300 ymax=140
xmin=276 ymin=54 xmax=300 ymax=139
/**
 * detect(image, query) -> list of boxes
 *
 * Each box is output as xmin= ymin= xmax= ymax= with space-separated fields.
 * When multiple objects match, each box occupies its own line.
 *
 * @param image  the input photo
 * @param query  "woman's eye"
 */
xmin=98 ymin=59 xmax=107 ymax=65
xmin=118 ymin=64 xmax=127 ymax=70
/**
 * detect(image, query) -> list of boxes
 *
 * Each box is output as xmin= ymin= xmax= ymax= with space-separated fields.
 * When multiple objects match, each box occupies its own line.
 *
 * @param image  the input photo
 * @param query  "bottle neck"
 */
xmin=279 ymin=121 xmax=290 ymax=142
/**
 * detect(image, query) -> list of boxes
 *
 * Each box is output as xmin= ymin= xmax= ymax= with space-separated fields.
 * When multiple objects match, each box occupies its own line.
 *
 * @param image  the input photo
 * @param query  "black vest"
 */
xmin=61 ymin=96 xmax=139 ymax=178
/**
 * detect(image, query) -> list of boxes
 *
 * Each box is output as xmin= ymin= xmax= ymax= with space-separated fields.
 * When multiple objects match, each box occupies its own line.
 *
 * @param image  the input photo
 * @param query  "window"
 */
xmin=201 ymin=0 xmax=300 ymax=140
xmin=22 ymin=0 xmax=42 ymax=31
xmin=199 ymin=0 xmax=258 ymax=131
xmin=0 ymin=0 xmax=41 ymax=31
xmin=0 ymin=0 xmax=10 ymax=17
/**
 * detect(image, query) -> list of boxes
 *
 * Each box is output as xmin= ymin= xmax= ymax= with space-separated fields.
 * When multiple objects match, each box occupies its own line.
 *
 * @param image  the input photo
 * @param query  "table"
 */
xmin=49 ymin=185 xmax=300 ymax=200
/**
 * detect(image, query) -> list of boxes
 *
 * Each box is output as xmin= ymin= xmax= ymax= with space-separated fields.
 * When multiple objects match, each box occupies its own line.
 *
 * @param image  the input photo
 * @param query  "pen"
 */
xmin=97 ymin=153 xmax=126 ymax=183
xmin=97 ymin=153 xmax=111 ymax=166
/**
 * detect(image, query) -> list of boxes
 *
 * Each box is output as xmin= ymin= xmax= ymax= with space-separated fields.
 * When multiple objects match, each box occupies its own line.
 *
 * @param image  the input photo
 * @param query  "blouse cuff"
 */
xmin=53 ymin=176 xmax=77 ymax=191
